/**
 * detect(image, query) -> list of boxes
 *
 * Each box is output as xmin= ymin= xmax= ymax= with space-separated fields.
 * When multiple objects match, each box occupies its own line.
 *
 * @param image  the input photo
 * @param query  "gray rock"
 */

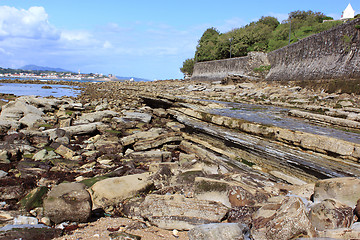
xmin=188 ymin=223 xmax=250 ymax=240
xmin=43 ymin=182 xmax=91 ymax=224
xmin=0 ymin=150 xmax=10 ymax=164
xmin=0 ymin=120 xmax=21 ymax=132
xmin=13 ymin=216 xmax=38 ymax=225
xmin=33 ymin=149 xmax=59 ymax=161
xmin=0 ymin=223 xmax=62 ymax=239
xmin=138 ymin=194 xmax=229 ymax=230
xmin=44 ymin=122 xmax=106 ymax=136
xmin=19 ymin=113 xmax=44 ymax=128
xmin=0 ymin=100 xmax=43 ymax=121
xmin=0 ymin=170 xmax=8 ymax=178
xmin=17 ymin=95 xmax=63 ymax=110
xmin=194 ymin=177 xmax=231 ymax=207
xmin=75 ymin=110 xmax=118 ymax=124
xmin=119 ymin=111 xmax=152 ymax=124
xmin=129 ymin=151 xmax=172 ymax=163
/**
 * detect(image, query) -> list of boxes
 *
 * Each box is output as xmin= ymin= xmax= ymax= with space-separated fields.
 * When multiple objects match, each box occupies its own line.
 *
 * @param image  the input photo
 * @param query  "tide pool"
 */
xmin=0 ymin=82 xmax=81 ymax=98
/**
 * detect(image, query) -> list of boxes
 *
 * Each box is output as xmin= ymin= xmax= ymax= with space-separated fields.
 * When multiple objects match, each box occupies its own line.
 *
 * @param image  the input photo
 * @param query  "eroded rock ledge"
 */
xmin=0 ymin=80 xmax=359 ymax=240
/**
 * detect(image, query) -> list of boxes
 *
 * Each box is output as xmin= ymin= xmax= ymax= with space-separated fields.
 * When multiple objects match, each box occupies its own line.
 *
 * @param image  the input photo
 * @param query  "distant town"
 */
xmin=0 ymin=67 xmax=119 ymax=81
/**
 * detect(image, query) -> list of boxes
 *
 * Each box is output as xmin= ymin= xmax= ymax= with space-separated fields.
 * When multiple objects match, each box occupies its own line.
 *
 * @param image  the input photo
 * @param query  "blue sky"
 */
xmin=0 ymin=0 xmax=358 ymax=80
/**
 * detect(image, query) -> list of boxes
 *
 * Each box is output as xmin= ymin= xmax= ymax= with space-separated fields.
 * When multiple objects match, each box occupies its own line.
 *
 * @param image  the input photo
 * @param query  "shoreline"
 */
xmin=0 ymin=80 xmax=359 ymax=239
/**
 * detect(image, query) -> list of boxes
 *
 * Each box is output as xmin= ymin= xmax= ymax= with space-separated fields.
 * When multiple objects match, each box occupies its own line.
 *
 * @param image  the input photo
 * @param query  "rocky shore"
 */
xmin=0 ymin=79 xmax=359 ymax=239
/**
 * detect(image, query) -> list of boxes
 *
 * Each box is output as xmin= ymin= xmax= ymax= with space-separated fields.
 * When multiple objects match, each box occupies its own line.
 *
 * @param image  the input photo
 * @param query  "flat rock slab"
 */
xmin=129 ymin=151 xmax=172 ymax=163
xmin=120 ymin=111 xmax=152 ymax=124
xmin=133 ymin=132 xmax=182 ymax=151
xmin=89 ymin=173 xmax=153 ymax=210
xmin=138 ymin=194 xmax=229 ymax=230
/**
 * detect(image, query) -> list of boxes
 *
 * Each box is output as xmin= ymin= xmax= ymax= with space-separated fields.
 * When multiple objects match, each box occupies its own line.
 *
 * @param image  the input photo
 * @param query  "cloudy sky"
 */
xmin=0 ymin=0 xmax=358 ymax=80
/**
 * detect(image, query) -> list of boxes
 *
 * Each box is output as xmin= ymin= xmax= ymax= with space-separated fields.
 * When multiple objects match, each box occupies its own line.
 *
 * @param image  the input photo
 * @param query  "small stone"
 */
xmin=172 ymin=229 xmax=179 ymax=237
xmin=55 ymin=145 xmax=75 ymax=159
xmin=40 ymin=217 xmax=51 ymax=226
xmin=0 ymin=170 xmax=8 ymax=178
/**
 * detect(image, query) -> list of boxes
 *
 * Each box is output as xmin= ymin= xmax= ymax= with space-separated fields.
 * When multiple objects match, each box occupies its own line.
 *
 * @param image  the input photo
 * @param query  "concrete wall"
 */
xmin=191 ymin=52 xmax=269 ymax=82
xmin=266 ymin=18 xmax=360 ymax=81
xmin=191 ymin=18 xmax=360 ymax=82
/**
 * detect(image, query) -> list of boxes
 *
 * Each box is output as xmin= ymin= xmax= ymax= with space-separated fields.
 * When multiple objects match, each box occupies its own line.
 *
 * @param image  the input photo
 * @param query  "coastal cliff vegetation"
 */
xmin=181 ymin=10 xmax=348 ymax=75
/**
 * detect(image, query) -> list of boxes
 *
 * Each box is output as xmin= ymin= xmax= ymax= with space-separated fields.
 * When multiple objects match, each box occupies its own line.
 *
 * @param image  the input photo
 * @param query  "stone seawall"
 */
xmin=191 ymin=52 xmax=269 ymax=82
xmin=191 ymin=18 xmax=360 ymax=82
xmin=266 ymin=18 xmax=360 ymax=81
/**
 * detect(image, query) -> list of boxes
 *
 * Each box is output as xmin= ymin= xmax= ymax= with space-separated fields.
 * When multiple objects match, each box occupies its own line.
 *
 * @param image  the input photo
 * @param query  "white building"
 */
xmin=341 ymin=3 xmax=355 ymax=20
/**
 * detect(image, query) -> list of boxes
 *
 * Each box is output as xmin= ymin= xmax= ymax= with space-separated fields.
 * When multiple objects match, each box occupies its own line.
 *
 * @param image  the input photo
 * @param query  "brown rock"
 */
xmin=139 ymin=194 xmax=229 ymax=230
xmin=133 ymin=132 xmax=182 ymax=151
xmin=309 ymin=199 xmax=354 ymax=230
xmin=227 ymin=206 xmax=259 ymax=224
xmin=55 ymin=145 xmax=75 ymax=159
xmin=251 ymin=196 xmax=316 ymax=240
xmin=313 ymin=177 xmax=360 ymax=207
xmin=228 ymin=185 xmax=270 ymax=207
xmin=355 ymin=199 xmax=360 ymax=219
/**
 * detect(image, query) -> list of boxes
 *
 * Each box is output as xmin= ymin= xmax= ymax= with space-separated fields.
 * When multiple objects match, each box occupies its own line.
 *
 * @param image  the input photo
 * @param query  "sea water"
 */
xmin=0 ymin=82 xmax=81 ymax=98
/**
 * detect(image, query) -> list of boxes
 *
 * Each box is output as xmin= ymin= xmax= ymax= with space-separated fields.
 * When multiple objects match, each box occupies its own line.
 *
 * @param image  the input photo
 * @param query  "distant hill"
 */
xmin=21 ymin=65 xmax=72 ymax=72
xmin=116 ymin=76 xmax=152 ymax=82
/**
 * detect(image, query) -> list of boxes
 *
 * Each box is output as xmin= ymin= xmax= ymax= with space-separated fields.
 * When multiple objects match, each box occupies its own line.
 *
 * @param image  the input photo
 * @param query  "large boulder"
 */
xmin=138 ymin=194 xmax=229 ymax=230
xmin=188 ymin=223 xmax=250 ymax=240
xmin=43 ymin=182 xmax=91 ymax=224
xmin=313 ymin=177 xmax=360 ymax=207
xmin=0 ymin=100 xmax=43 ymax=121
xmin=251 ymin=196 xmax=316 ymax=240
xmin=89 ymin=173 xmax=153 ymax=209
xmin=309 ymin=199 xmax=354 ymax=230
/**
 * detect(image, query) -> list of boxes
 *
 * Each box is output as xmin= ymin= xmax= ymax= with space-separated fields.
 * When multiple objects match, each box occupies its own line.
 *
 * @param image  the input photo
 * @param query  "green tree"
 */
xmin=258 ymin=16 xmax=280 ymax=30
xmin=180 ymin=58 xmax=195 ymax=76
xmin=195 ymin=27 xmax=220 ymax=62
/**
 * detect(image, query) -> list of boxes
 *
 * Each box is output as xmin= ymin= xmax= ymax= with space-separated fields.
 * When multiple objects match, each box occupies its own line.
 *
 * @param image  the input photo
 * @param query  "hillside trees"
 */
xmin=181 ymin=10 xmax=343 ymax=77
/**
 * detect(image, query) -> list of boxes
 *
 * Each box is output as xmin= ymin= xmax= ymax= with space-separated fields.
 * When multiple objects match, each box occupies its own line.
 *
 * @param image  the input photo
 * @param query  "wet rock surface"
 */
xmin=0 ymin=79 xmax=359 ymax=239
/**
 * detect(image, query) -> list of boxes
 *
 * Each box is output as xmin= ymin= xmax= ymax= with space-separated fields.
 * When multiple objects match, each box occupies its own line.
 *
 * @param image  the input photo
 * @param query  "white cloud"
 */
xmin=268 ymin=12 xmax=289 ymax=22
xmin=103 ymin=40 xmax=112 ymax=49
xmin=0 ymin=47 xmax=12 ymax=55
xmin=60 ymin=30 xmax=92 ymax=42
xmin=0 ymin=6 xmax=60 ymax=40
xmin=217 ymin=17 xmax=247 ymax=32
xmin=0 ymin=5 xmax=200 ymax=79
